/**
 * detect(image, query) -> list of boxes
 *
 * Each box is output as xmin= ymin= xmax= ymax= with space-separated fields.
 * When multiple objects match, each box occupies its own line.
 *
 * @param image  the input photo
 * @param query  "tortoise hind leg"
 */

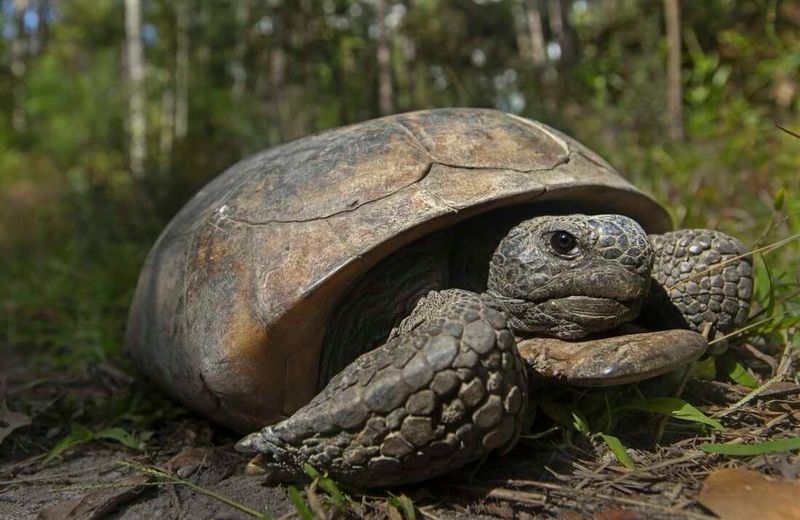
xmin=236 ymin=289 xmax=527 ymax=488
xmin=641 ymin=229 xmax=753 ymax=345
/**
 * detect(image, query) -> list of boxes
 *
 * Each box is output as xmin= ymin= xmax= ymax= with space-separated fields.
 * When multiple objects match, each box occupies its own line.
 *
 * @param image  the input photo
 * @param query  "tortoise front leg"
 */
xmin=641 ymin=229 xmax=753 ymax=343
xmin=236 ymin=290 xmax=528 ymax=488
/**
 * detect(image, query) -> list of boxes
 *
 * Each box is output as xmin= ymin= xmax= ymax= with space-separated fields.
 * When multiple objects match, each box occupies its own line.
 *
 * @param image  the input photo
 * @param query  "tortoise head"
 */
xmin=487 ymin=214 xmax=654 ymax=339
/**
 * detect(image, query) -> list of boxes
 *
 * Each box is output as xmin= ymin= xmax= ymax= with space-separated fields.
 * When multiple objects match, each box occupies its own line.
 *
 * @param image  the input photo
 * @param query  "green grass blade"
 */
xmin=43 ymin=425 xmax=95 ymax=464
xmin=762 ymin=254 xmax=776 ymax=319
xmin=538 ymin=401 xmax=590 ymax=433
xmin=95 ymin=427 xmax=145 ymax=450
xmin=727 ymin=362 xmax=759 ymax=389
xmin=288 ymin=486 xmax=314 ymax=520
xmin=718 ymin=356 xmax=759 ymax=389
xmin=571 ymin=410 xmax=591 ymax=434
xmin=700 ymin=437 xmax=800 ymax=456
xmin=617 ymin=397 xmax=724 ymax=430
xmin=773 ymin=187 xmax=786 ymax=211
xmin=302 ymin=463 xmax=347 ymax=510
xmin=520 ymin=426 xmax=560 ymax=441
xmin=389 ymin=493 xmax=417 ymax=520
xmin=318 ymin=476 xmax=347 ymax=509
xmin=302 ymin=463 xmax=321 ymax=480
xmin=598 ymin=433 xmax=634 ymax=469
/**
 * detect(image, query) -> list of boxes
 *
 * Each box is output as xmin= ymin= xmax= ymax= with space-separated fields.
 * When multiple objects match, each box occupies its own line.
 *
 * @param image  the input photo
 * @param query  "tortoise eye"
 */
xmin=550 ymin=231 xmax=577 ymax=255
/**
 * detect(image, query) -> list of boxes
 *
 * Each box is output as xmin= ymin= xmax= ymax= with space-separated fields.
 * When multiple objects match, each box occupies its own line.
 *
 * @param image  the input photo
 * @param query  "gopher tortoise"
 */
xmin=126 ymin=108 xmax=752 ymax=488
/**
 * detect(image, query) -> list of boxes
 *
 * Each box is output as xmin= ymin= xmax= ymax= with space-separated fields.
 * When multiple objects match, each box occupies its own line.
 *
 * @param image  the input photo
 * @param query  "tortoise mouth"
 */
xmin=542 ymin=295 xmax=640 ymax=328
xmin=498 ymin=293 xmax=643 ymax=340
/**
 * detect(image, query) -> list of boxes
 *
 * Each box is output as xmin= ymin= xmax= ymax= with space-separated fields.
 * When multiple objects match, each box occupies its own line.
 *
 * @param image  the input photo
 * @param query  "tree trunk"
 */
xmin=664 ymin=0 xmax=684 ymax=141
xmin=158 ymin=88 xmax=175 ymax=176
xmin=175 ymin=0 xmax=190 ymax=140
xmin=547 ymin=0 xmax=577 ymax=64
xmin=525 ymin=0 xmax=547 ymax=65
xmin=231 ymin=0 xmax=251 ymax=99
xmin=376 ymin=0 xmax=394 ymax=115
xmin=269 ymin=4 xmax=287 ymax=144
xmin=124 ymin=0 xmax=147 ymax=180
xmin=10 ymin=0 xmax=28 ymax=133
xmin=513 ymin=1 xmax=532 ymax=64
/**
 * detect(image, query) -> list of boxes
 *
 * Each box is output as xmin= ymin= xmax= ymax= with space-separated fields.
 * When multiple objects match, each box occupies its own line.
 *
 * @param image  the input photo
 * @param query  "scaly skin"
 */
xmin=238 ymin=292 xmax=526 ymax=488
xmin=643 ymin=230 xmax=752 ymax=340
xmin=237 ymin=215 xmax=753 ymax=488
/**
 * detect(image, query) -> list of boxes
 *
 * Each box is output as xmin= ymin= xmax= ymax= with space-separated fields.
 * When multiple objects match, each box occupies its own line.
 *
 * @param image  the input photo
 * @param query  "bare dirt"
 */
xmin=2 ymin=341 xmax=798 ymax=519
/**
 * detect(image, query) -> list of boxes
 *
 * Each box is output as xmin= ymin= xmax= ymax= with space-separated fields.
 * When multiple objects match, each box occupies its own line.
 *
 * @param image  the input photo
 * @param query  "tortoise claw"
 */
xmin=518 ymin=328 xmax=707 ymax=386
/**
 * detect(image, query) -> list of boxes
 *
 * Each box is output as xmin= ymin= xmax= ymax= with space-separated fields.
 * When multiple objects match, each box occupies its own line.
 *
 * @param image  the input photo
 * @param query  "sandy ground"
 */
xmin=2 ymin=344 xmax=798 ymax=519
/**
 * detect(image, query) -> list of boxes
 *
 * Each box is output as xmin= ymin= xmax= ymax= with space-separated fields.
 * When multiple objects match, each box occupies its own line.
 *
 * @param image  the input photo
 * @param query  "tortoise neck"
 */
xmin=318 ymin=231 xmax=452 ymax=389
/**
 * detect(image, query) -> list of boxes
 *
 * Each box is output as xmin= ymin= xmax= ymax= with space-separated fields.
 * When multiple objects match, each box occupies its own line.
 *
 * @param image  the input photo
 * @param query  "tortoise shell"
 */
xmin=125 ymin=108 xmax=671 ymax=432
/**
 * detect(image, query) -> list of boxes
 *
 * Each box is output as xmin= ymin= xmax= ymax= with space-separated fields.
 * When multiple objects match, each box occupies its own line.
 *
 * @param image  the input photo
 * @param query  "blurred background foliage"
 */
xmin=1 ymin=0 xmax=798 ymax=368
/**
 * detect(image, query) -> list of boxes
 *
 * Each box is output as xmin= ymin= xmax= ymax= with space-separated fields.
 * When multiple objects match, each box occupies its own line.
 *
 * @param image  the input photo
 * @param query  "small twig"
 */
xmin=606 ymin=451 xmax=707 ymax=486
xmin=756 ymin=384 xmax=800 ymax=399
xmin=776 ymin=123 xmax=800 ymax=139
xmin=712 ymin=343 xmax=795 ymax=418
xmin=418 ymin=506 xmax=444 ymax=520
xmin=741 ymin=342 xmax=779 ymax=372
xmin=708 ymin=316 xmax=776 ymax=346
xmin=119 ymin=460 xmax=272 ymax=519
xmin=0 ymin=454 xmax=46 ymax=479
xmin=0 ymin=461 xmax=119 ymax=486
xmin=449 ymin=484 xmax=546 ymax=507
xmin=168 ymin=483 xmax=183 ymax=520
xmin=464 ymin=478 xmax=717 ymax=520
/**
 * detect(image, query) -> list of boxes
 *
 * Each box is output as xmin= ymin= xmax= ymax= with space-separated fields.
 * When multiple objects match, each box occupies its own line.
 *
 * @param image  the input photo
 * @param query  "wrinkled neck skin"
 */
xmin=486 ymin=214 xmax=654 ymax=340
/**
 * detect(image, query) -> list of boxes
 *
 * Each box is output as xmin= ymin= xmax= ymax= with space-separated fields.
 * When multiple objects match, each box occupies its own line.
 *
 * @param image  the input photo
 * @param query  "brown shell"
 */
xmin=125 ymin=108 xmax=671 ymax=432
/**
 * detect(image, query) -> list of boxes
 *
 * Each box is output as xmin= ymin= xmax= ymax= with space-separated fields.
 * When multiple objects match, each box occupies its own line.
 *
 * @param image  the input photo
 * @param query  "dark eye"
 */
xmin=550 ymin=231 xmax=577 ymax=255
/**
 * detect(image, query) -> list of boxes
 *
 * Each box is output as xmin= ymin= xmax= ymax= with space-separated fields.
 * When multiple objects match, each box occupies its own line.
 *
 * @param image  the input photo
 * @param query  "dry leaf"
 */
xmin=482 ymin=500 xmax=514 ymax=519
xmin=163 ymin=446 xmax=236 ymax=485
xmin=0 ymin=400 xmax=31 ymax=446
xmin=698 ymin=468 xmax=800 ymax=520
xmin=557 ymin=510 xmax=586 ymax=520
xmin=36 ymin=474 xmax=150 ymax=519
xmin=164 ymin=446 xmax=214 ymax=477
xmin=385 ymin=503 xmax=404 ymax=520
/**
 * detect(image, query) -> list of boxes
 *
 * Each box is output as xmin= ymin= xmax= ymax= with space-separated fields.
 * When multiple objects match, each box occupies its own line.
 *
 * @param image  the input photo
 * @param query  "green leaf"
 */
xmin=96 ymin=427 xmax=145 ymax=450
xmin=774 ymin=187 xmax=786 ymax=211
xmin=689 ymin=355 xmax=717 ymax=380
xmin=756 ymin=254 xmax=776 ymax=320
xmin=617 ymin=397 xmax=724 ymax=430
xmin=700 ymin=437 xmax=800 ymax=456
xmin=318 ymin=475 xmax=347 ymax=509
xmin=288 ymin=486 xmax=314 ymax=520
xmin=717 ymin=354 xmax=758 ymax=389
xmin=598 ymin=433 xmax=634 ymax=469
xmin=44 ymin=424 xmax=94 ymax=464
xmin=388 ymin=493 xmax=417 ymax=520
xmin=571 ymin=410 xmax=591 ymax=434
xmin=302 ymin=463 xmax=347 ymax=509
xmin=302 ymin=463 xmax=321 ymax=480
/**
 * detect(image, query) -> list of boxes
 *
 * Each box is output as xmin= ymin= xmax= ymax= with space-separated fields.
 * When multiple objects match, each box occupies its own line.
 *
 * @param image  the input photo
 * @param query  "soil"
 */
xmin=1 ymin=341 xmax=798 ymax=520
